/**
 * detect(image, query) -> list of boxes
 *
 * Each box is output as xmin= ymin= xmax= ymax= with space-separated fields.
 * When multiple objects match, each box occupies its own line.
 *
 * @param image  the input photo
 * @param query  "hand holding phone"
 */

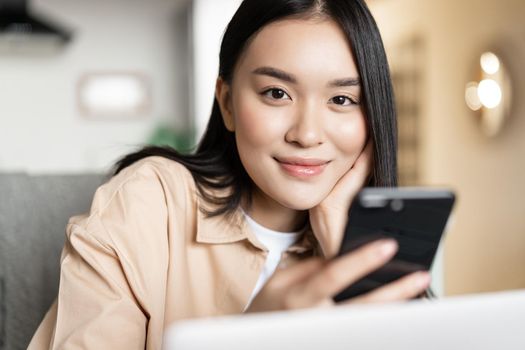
xmin=333 ymin=187 xmax=455 ymax=302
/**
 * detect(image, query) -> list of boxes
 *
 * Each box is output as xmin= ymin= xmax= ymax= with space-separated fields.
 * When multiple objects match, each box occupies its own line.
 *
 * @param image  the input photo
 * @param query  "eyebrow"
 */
xmin=328 ymin=77 xmax=361 ymax=88
xmin=251 ymin=66 xmax=360 ymax=87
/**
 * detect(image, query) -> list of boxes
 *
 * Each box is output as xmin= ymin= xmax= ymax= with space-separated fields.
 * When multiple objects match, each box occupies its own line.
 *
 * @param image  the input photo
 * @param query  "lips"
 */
xmin=274 ymin=156 xmax=330 ymax=178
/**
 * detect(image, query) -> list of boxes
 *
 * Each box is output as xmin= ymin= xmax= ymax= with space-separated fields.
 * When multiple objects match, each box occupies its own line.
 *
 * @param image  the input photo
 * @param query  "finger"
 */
xmin=270 ymin=257 xmax=325 ymax=288
xmin=347 ymin=138 xmax=374 ymax=189
xmin=293 ymin=239 xmax=398 ymax=306
xmin=331 ymin=139 xmax=374 ymax=202
xmin=354 ymin=137 xmax=374 ymax=169
xmin=345 ymin=271 xmax=431 ymax=305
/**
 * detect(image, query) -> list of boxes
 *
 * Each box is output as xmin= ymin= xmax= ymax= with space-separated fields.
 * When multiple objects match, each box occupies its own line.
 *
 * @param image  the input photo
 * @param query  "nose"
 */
xmin=284 ymin=102 xmax=324 ymax=148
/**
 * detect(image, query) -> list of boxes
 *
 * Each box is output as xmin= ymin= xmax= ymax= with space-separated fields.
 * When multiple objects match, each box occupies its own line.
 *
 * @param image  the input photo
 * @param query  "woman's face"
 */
xmin=218 ymin=18 xmax=367 ymax=212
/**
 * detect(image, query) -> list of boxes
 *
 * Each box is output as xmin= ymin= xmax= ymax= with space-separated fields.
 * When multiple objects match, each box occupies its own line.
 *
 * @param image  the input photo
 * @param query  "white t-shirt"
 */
xmin=243 ymin=211 xmax=305 ymax=310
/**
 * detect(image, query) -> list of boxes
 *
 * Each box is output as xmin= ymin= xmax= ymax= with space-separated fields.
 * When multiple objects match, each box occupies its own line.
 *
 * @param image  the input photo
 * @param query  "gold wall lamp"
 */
xmin=465 ymin=51 xmax=512 ymax=137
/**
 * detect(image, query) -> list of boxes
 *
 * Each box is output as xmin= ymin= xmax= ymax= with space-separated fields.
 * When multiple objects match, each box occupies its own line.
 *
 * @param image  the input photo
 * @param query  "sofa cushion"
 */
xmin=0 ymin=173 xmax=105 ymax=350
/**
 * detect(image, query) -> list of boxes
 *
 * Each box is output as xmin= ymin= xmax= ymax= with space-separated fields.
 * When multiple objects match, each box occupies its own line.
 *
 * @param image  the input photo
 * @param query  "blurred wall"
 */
xmin=370 ymin=0 xmax=525 ymax=295
xmin=0 ymin=0 xmax=190 ymax=173
xmin=191 ymin=0 xmax=242 ymax=139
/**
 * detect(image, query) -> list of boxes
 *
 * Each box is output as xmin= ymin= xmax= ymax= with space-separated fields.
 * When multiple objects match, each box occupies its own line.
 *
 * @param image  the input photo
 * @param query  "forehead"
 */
xmin=234 ymin=18 xmax=359 ymax=81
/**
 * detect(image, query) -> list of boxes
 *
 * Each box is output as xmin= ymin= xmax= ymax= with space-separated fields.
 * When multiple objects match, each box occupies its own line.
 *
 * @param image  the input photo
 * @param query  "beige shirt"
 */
xmin=28 ymin=156 xmax=316 ymax=350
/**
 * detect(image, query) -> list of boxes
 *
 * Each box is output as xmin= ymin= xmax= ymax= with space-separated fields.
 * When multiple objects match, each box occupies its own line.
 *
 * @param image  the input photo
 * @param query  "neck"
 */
xmin=242 ymin=189 xmax=307 ymax=232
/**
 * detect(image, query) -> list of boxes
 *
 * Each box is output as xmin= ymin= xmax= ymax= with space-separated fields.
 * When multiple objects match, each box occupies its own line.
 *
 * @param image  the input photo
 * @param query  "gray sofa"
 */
xmin=0 ymin=173 xmax=106 ymax=350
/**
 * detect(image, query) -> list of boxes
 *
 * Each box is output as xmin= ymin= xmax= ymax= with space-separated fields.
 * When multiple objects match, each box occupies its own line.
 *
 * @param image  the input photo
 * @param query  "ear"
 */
xmin=215 ymin=77 xmax=235 ymax=132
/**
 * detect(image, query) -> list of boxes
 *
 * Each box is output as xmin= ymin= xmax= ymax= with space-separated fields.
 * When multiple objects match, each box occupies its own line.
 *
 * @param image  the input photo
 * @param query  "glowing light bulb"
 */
xmin=477 ymin=79 xmax=502 ymax=109
xmin=480 ymin=52 xmax=500 ymax=75
xmin=465 ymin=82 xmax=482 ymax=111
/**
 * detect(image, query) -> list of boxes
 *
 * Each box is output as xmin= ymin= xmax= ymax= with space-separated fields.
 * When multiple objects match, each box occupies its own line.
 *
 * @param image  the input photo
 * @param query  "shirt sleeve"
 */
xmin=29 ymin=161 xmax=171 ymax=350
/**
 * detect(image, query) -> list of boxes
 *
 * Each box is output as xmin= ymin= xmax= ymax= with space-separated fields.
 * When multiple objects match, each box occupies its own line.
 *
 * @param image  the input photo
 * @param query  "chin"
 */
xmin=277 ymin=193 xmax=325 ymax=211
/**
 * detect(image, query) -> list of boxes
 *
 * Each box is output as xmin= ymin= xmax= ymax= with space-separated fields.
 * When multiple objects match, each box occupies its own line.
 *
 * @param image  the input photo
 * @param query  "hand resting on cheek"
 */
xmin=309 ymin=139 xmax=374 ymax=258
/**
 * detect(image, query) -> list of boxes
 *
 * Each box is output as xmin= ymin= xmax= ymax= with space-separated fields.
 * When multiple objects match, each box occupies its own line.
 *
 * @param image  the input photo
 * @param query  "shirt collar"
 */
xmin=195 ymin=196 xmax=317 ymax=255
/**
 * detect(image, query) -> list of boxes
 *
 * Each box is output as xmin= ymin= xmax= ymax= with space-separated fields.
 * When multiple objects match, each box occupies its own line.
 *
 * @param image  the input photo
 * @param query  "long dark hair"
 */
xmin=113 ymin=0 xmax=397 ymax=217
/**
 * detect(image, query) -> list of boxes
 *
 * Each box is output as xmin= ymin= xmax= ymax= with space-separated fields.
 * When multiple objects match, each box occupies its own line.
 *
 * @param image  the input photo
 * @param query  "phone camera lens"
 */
xmin=390 ymin=199 xmax=404 ymax=212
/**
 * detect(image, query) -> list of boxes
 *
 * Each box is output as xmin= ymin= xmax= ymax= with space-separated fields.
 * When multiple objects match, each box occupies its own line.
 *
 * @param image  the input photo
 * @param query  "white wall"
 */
xmin=0 ymin=0 xmax=190 ymax=173
xmin=191 ymin=0 xmax=242 ymax=139
xmin=369 ymin=0 xmax=525 ymax=295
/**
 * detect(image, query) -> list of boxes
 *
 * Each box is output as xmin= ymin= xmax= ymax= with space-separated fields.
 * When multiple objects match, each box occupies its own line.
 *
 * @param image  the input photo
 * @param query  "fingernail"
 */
xmin=378 ymin=239 xmax=398 ymax=257
xmin=415 ymin=272 xmax=431 ymax=288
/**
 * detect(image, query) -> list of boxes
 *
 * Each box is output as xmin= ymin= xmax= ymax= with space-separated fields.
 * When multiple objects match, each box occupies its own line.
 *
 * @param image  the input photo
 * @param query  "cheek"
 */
xmin=233 ymin=96 xmax=288 ymax=148
xmin=329 ymin=113 xmax=368 ymax=164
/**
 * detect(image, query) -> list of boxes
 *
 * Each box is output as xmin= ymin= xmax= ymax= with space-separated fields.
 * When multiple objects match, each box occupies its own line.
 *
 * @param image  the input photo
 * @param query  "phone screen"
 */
xmin=333 ymin=188 xmax=455 ymax=302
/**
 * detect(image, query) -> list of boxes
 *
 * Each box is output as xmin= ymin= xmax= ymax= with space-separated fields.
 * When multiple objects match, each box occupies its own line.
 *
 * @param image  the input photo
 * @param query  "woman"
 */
xmin=29 ymin=0 xmax=431 ymax=348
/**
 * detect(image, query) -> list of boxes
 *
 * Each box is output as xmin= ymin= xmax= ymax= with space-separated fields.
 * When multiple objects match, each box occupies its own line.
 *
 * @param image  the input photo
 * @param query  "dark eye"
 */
xmin=262 ymin=88 xmax=290 ymax=100
xmin=331 ymin=95 xmax=357 ymax=106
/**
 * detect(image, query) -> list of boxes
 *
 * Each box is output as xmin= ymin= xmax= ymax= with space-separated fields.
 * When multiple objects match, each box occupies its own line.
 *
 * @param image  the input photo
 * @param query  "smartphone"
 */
xmin=333 ymin=187 xmax=456 ymax=302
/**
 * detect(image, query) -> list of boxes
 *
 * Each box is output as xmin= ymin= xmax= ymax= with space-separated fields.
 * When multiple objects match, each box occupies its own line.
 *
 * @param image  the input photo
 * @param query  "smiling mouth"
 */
xmin=274 ymin=157 xmax=330 ymax=177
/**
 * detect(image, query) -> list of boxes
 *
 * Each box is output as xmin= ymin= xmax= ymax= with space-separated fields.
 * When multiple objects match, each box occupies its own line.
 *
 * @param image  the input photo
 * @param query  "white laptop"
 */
xmin=163 ymin=289 xmax=525 ymax=350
